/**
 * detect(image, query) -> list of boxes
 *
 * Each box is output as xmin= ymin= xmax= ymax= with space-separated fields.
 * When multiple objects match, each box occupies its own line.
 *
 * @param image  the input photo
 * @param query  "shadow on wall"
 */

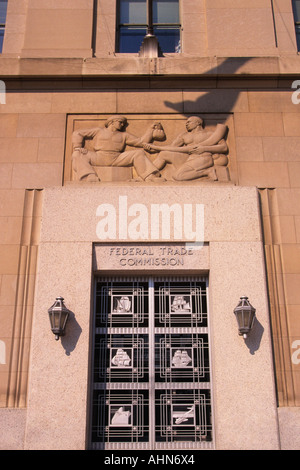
xmin=245 ymin=319 xmax=264 ymax=355
xmin=61 ymin=311 xmax=82 ymax=356
xmin=163 ymin=57 xmax=252 ymax=120
xmin=163 ymin=58 xmax=265 ymax=357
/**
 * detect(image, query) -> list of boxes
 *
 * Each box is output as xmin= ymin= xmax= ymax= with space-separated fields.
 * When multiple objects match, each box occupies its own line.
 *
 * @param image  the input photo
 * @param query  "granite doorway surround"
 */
xmin=23 ymin=184 xmax=279 ymax=450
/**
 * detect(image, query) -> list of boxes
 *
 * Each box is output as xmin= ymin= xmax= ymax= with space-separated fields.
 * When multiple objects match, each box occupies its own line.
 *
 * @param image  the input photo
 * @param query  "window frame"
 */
xmin=292 ymin=0 xmax=300 ymax=51
xmin=0 ymin=0 xmax=8 ymax=53
xmin=116 ymin=0 xmax=181 ymax=54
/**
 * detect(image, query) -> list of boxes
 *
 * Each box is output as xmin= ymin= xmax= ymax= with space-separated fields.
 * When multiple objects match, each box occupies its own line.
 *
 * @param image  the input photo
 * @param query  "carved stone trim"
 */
xmin=6 ymin=189 xmax=43 ymax=408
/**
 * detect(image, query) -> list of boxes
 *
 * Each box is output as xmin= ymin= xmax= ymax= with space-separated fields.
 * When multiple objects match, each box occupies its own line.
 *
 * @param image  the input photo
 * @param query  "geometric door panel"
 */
xmin=94 ymin=334 xmax=148 ymax=382
xmin=154 ymin=282 xmax=207 ymax=328
xmin=155 ymin=389 xmax=212 ymax=443
xmin=95 ymin=281 xmax=148 ymax=327
xmin=155 ymin=334 xmax=209 ymax=382
xmin=92 ymin=390 xmax=149 ymax=444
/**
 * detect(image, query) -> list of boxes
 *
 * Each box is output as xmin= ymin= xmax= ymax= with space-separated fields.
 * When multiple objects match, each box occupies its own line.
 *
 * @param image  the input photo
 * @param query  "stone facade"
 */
xmin=0 ymin=0 xmax=300 ymax=450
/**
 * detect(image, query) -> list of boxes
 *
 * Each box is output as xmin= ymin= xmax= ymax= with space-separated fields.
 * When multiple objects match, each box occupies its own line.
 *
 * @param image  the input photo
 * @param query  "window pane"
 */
xmin=119 ymin=26 xmax=147 ymax=52
xmin=293 ymin=0 xmax=300 ymax=22
xmin=154 ymin=26 xmax=180 ymax=52
xmin=153 ymin=0 xmax=179 ymax=24
xmin=296 ymin=25 xmax=300 ymax=51
xmin=120 ymin=0 xmax=147 ymax=24
xmin=0 ymin=0 xmax=7 ymax=25
xmin=119 ymin=26 xmax=180 ymax=53
xmin=0 ymin=28 xmax=4 ymax=52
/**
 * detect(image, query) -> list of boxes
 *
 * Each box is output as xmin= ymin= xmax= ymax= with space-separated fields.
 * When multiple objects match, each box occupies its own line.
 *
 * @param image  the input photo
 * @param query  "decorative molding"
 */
xmin=6 ymin=189 xmax=43 ymax=408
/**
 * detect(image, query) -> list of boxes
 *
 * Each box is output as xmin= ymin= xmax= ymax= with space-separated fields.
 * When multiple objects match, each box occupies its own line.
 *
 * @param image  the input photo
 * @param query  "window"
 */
xmin=293 ymin=0 xmax=300 ymax=50
xmin=117 ymin=0 xmax=181 ymax=53
xmin=89 ymin=276 xmax=213 ymax=450
xmin=0 ymin=0 xmax=7 ymax=53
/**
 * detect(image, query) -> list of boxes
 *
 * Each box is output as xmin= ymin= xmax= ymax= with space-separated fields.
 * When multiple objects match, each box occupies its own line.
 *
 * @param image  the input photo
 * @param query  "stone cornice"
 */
xmin=0 ymin=56 xmax=299 ymax=78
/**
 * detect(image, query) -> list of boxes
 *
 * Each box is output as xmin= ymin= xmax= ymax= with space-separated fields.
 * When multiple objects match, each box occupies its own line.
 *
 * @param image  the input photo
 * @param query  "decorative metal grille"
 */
xmin=92 ymin=390 xmax=149 ymax=443
xmin=94 ymin=334 xmax=149 ymax=382
xmin=155 ymin=333 xmax=209 ymax=382
xmin=96 ymin=281 xmax=148 ymax=327
xmin=154 ymin=281 xmax=207 ymax=328
xmin=90 ymin=276 xmax=213 ymax=450
xmin=155 ymin=389 xmax=212 ymax=442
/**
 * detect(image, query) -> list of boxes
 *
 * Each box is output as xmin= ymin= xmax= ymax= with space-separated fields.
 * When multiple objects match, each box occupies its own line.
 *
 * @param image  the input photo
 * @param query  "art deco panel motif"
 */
xmin=154 ymin=281 xmax=207 ymax=327
xmin=155 ymin=389 xmax=212 ymax=443
xmin=155 ymin=333 xmax=209 ymax=382
xmin=95 ymin=281 xmax=148 ymax=327
xmin=92 ymin=390 xmax=149 ymax=443
xmin=94 ymin=334 xmax=149 ymax=382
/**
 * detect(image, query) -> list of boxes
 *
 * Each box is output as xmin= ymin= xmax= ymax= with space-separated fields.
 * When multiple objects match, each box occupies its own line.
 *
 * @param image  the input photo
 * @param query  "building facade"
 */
xmin=0 ymin=0 xmax=300 ymax=450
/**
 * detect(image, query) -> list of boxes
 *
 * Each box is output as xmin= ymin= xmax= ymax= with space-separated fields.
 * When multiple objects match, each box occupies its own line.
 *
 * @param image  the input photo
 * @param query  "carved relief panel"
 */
xmin=64 ymin=114 xmax=237 ymax=184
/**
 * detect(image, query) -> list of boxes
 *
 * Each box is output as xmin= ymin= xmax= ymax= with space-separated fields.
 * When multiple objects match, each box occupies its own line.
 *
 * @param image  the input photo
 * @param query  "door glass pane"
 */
xmin=153 ymin=0 xmax=179 ymax=24
xmin=120 ymin=0 xmax=147 ymax=24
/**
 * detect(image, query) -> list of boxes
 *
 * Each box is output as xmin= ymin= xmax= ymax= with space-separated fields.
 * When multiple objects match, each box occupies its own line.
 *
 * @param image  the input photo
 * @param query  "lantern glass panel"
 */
xmin=61 ymin=311 xmax=69 ymax=329
xmin=243 ymin=310 xmax=251 ymax=328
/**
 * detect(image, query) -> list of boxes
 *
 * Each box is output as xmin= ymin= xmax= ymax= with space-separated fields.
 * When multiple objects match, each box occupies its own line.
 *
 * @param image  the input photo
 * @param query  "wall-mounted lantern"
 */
xmin=233 ymin=296 xmax=256 ymax=339
xmin=48 ymin=297 xmax=70 ymax=341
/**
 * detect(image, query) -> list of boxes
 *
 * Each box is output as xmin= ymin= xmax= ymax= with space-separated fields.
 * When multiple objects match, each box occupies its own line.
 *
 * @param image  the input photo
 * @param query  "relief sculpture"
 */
xmin=72 ymin=115 xmax=166 ymax=182
xmin=145 ymin=116 xmax=228 ymax=181
xmin=71 ymin=115 xmax=229 ymax=183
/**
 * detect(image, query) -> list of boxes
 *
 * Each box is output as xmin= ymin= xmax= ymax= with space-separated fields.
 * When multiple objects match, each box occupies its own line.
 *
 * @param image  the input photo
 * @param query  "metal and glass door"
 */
xmin=89 ymin=277 xmax=213 ymax=450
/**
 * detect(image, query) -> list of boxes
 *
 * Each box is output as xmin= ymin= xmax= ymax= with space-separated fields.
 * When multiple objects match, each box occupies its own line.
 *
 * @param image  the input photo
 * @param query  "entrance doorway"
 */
xmin=89 ymin=277 xmax=213 ymax=450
